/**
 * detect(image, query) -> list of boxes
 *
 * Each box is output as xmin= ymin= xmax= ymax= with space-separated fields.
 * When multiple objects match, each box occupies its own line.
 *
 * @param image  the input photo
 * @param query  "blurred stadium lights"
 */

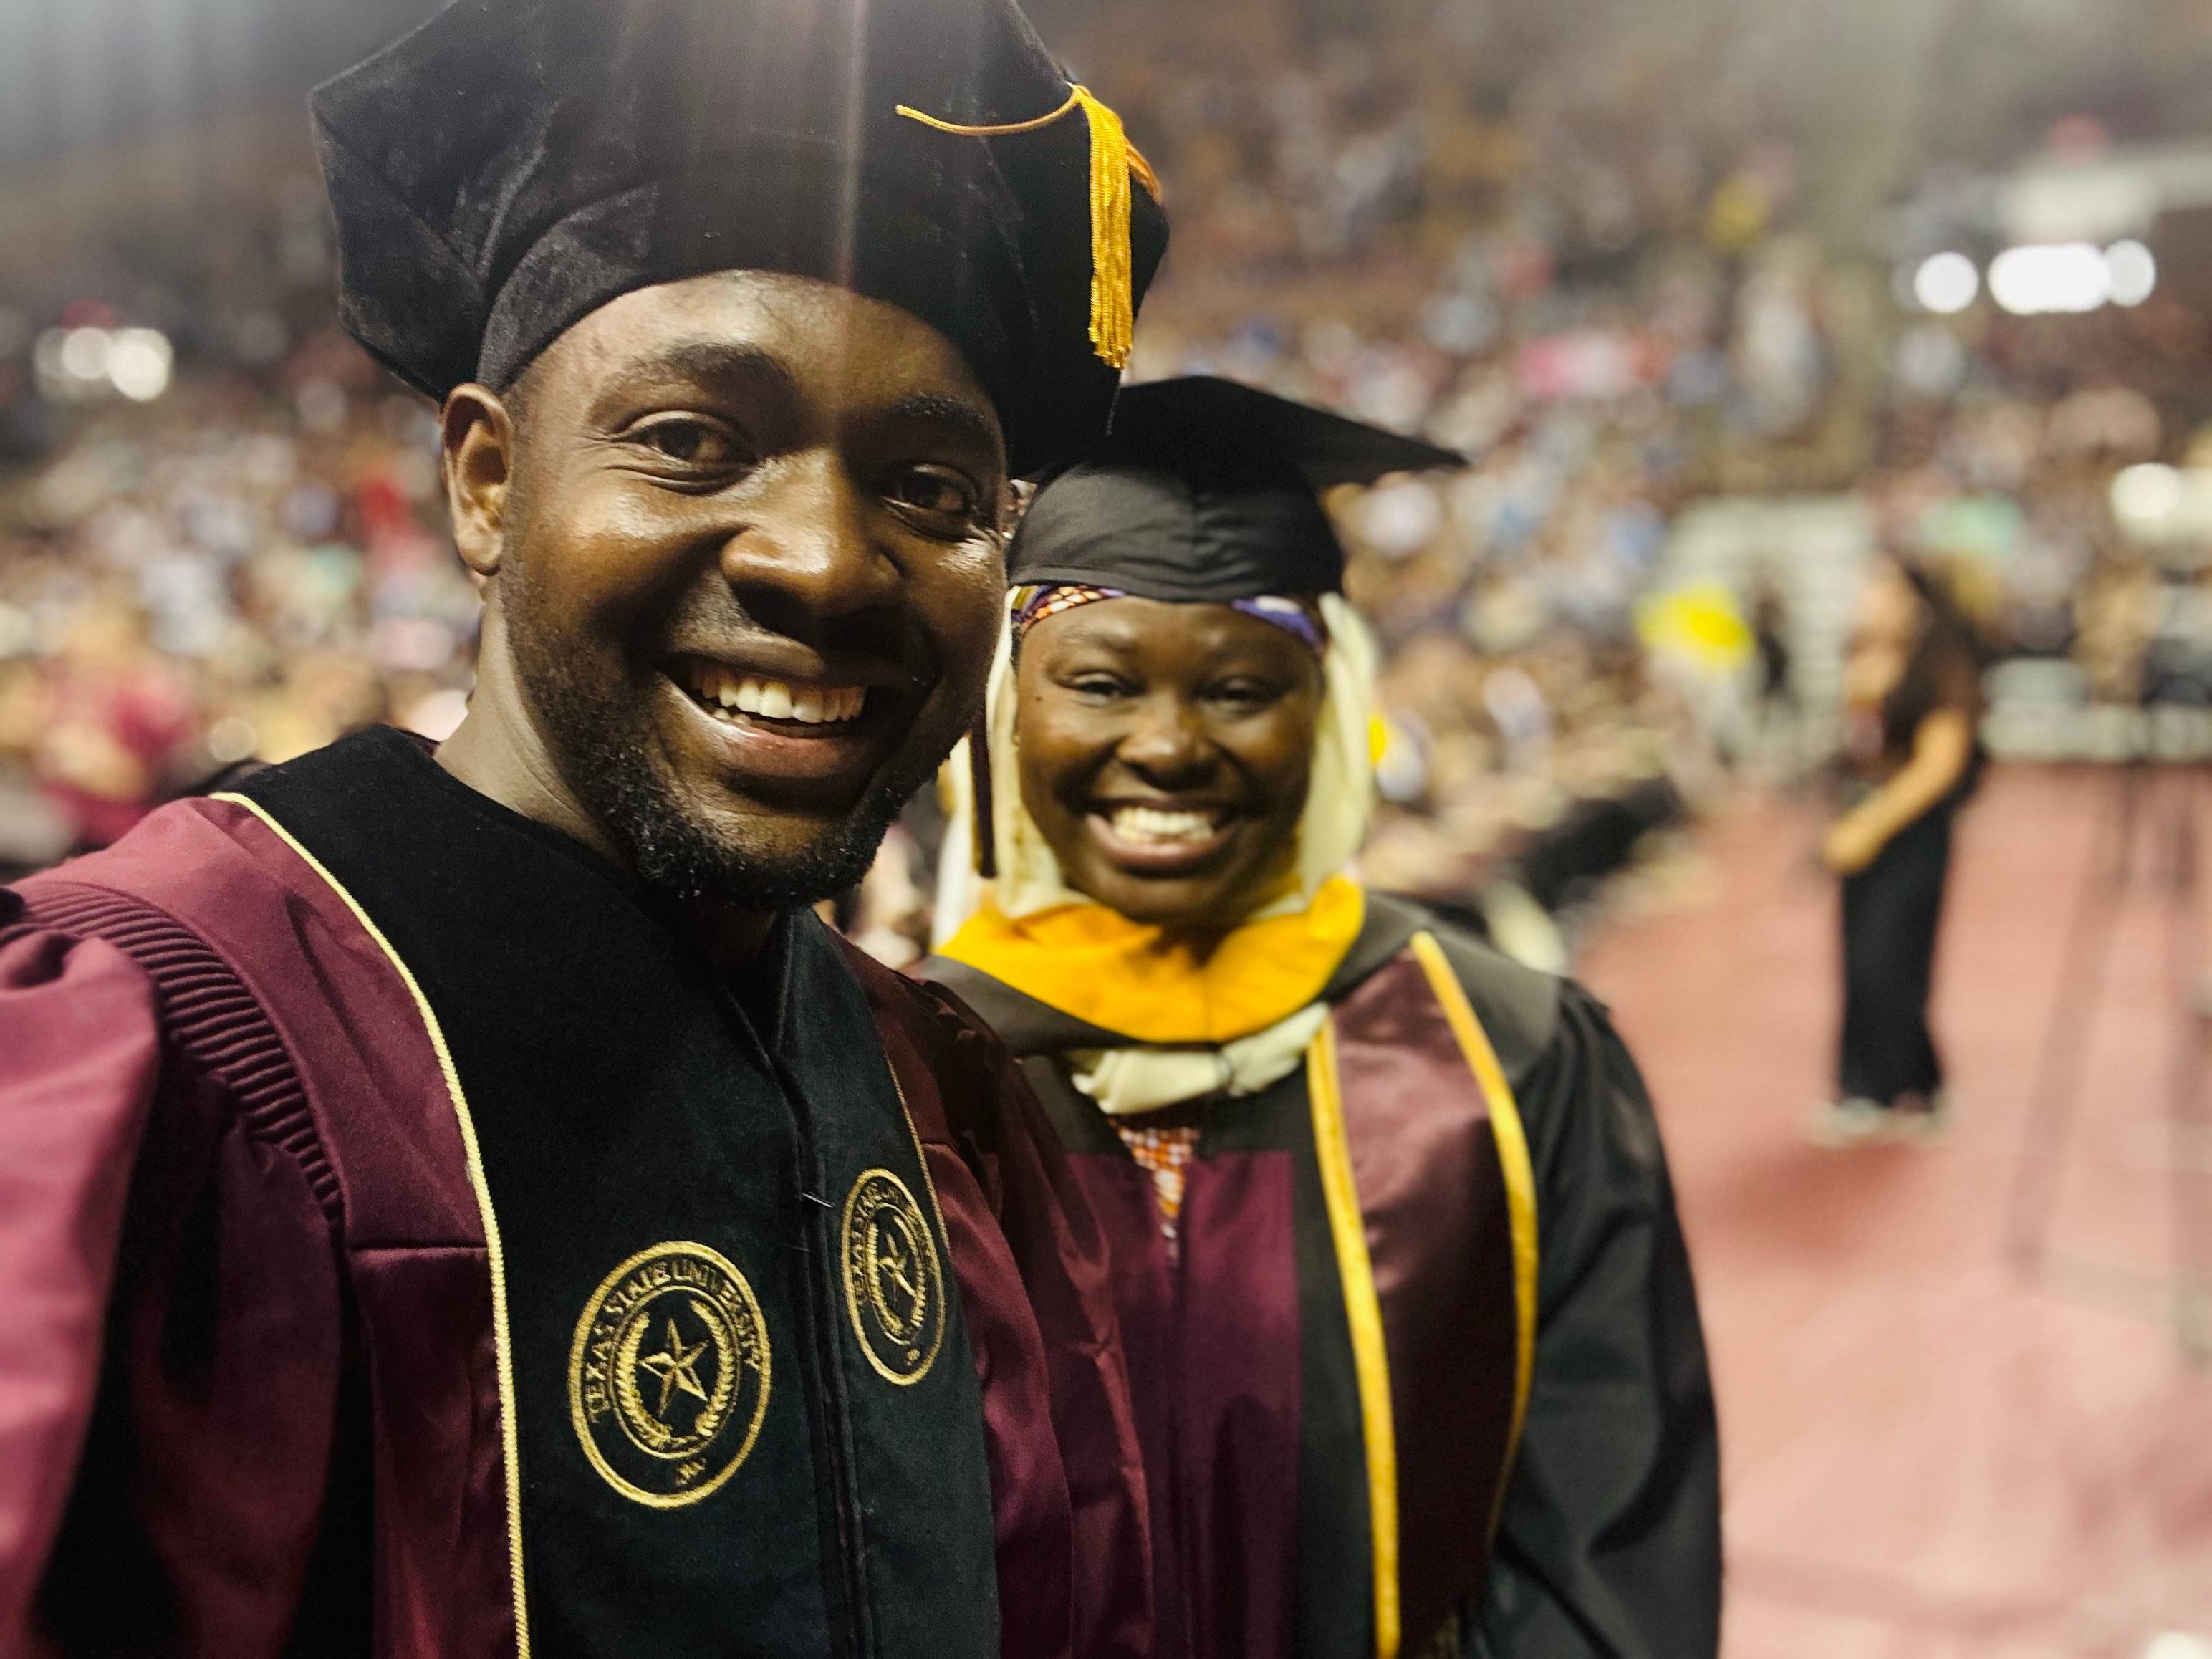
xmin=1896 ymin=136 xmax=2206 ymax=312
xmin=1988 ymin=242 xmax=2111 ymax=314
xmin=1979 ymin=239 xmax=2158 ymax=314
xmin=1910 ymin=251 xmax=1979 ymax=314
xmin=2113 ymin=463 xmax=2185 ymax=525
xmin=32 ymin=323 xmax=172 ymax=404
xmin=2104 ymin=237 xmax=2158 ymax=305
xmin=2110 ymin=462 xmax=2212 ymax=555
xmin=107 ymin=328 xmax=175 ymax=400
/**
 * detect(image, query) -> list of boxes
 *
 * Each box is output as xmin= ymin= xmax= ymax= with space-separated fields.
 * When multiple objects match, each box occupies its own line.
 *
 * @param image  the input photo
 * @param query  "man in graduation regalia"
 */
xmin=927 ymin=378 xmax=1721 ymax=1658
xmin=0 ymin=1 xmax=1169 ymax=1653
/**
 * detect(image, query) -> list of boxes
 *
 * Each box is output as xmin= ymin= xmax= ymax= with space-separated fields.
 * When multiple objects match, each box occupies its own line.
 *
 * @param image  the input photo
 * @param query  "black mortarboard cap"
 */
xmin=1006 ymin=375 xmax=1463 ymax=599
xmin=310 ymin=0 xmax=1169 ymax=475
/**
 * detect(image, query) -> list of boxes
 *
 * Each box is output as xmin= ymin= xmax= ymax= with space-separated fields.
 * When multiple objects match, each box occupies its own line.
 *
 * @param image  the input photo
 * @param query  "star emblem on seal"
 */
xmin=841 ymin=1168 xmax=947 ymax=1385
xmin=568 ymin=1242 xmax=771 ymax=1508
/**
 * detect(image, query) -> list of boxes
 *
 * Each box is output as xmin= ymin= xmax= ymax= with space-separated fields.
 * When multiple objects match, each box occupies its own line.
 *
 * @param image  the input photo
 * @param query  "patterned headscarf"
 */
xmin=1010 ymin=584 xmax=1327 ymax=656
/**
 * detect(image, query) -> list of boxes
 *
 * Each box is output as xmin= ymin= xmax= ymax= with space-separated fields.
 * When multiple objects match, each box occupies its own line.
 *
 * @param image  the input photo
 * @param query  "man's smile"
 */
xmin=660 ymin=651 xmax=918 ymax=796
xmin=673 ymin=655 xmax=872 ymax=729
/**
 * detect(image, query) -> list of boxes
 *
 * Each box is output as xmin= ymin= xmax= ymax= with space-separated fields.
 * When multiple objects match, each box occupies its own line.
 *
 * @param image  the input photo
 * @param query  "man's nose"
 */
xmin=717 ymin=448 xmax=899 ymax=627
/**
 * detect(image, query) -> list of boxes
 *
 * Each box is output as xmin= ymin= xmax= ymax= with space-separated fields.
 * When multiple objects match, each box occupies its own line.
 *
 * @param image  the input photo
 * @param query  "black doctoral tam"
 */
xmin=311 ymin=0 xmax=1170 ymax=474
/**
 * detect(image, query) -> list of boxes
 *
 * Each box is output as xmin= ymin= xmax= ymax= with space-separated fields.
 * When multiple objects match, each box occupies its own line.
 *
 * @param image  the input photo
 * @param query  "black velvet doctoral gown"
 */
xmin=0 ymin=728 xmax=1150 ymax=1658
xmin=927 ymin=895 xmax=1721 ymax=1659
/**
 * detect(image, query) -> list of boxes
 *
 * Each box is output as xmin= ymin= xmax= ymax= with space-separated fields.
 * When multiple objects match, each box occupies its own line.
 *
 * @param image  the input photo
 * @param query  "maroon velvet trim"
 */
xmin=16 ymin=879 xmax=336 ymax=1220
xmin=1174 ymin=1153 xmax=1302 ymax=1659
xmin=0 ymin=923 xmax=161 ymax=1649
xmin=1064 ymin=1153 xmax=1187 ymax=1658
xmin=19 ymin=799 xmax=514 ymax=1656
xmin=54 ymin=800 xmax=484 ymax=1251
xmin=1329 ymin=952 xmax=1520 ymax=1652
xmin=845 ymin=943 xmax=1155 ymax=1659
xmin=351 ymin=1246 xmax=512 ymax=1658
xmin=1059 ymin=1146 xmax=1302 ymax=1659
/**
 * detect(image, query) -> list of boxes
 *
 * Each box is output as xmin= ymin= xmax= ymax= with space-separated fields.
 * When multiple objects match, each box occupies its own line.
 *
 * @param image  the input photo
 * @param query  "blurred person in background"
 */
xmin=1814 ymin=554 xmax=1984 ymax=1145
xmin=0 ymin=0 xmax=1173 ymax=1651
xmin=29 ymin=593 xmax=196 ymax=850
xmin=1749 ymin=568 xmax=1799 ymax=778
xmin=928 ymin=378 xmax=1720 ymax=1659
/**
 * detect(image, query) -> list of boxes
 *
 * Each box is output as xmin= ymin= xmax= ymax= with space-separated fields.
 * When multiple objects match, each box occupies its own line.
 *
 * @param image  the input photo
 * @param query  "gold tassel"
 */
xmin=1072 ymin=86 xmax=1135 ymax=370
xmin=897 ymin=84 xmax=1160 ymax=371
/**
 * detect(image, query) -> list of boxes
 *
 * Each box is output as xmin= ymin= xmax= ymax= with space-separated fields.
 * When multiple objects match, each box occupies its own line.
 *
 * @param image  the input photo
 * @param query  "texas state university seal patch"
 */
xmin=841 ymin=1168 xmax=947 ymax=1385
xmin=569 ymin=1242 xmax=771 ymax=1507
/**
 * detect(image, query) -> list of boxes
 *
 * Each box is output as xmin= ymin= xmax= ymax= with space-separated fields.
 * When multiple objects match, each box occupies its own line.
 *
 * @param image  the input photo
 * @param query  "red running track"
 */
xmin=1579 ymin=764 xmax=2212 ymax=1659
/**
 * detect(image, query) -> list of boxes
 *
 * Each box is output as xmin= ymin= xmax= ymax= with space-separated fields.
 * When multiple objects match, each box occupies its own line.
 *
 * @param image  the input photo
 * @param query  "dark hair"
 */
xmin=1885 ymin=559 xmax=1986 ymax=771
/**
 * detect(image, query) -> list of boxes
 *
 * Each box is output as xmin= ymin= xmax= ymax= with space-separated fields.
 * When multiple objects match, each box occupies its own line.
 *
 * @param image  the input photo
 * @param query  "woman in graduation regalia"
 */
xmin=0 ymin=0 xmax=1170 ymax=1653
xmin=926 ymin=378 xmax=1721 ymax=1659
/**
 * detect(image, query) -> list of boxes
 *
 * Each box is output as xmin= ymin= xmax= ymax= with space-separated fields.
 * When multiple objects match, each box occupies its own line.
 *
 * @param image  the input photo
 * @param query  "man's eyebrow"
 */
xmin=883 ymin=390 xmax=1001 ymax=453
xmin=617 ymin=341 xmax=802 ymax=401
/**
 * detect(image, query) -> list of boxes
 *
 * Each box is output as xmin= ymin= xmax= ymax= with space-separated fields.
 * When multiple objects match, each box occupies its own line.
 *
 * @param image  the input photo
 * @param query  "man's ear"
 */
xmin=443 ymin=384 xmax=517 ymax=579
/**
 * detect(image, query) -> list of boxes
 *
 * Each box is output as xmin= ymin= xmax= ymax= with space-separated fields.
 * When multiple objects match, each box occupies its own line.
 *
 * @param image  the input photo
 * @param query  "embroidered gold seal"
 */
xmin=841 ymin=1168 xmax=946 ymax=1385
xmin=568 ymin=1242 xmax=771 ymax=1508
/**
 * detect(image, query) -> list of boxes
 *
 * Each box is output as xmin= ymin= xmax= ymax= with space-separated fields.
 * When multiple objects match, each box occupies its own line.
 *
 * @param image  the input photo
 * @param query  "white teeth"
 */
xmin=683 ymin=663 xmax=867 ymax=726
xmin=1110 ymin=806 xmax=1221 ymax=845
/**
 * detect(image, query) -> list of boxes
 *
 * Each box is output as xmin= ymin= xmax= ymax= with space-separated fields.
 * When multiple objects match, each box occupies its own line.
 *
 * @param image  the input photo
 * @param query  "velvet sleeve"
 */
xmin=0 ymin=906 xmax=162 ymax=1648
xmin=1473 ymin=984 xmax=1722 ymax=1659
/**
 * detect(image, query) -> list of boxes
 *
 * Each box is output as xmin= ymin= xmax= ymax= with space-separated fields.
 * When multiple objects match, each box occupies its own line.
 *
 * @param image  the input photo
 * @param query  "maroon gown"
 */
xmin=0 ymin=728 xmax=1149 ymax=1658
xmin=928 ymin=895 xmax=1720 ymax=1659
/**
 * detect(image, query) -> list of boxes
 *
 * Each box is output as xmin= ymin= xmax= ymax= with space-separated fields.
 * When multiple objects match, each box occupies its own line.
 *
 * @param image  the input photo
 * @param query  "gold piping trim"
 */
xmin=214 ymin=792 xmax=532 ymax=1655
xmin=885 ymin=1064 xmax=951 ymax=1246
xmin=894 ymin=82 xmax=1159 ymax=368
xmin=1306 ymin=1015 xmax=1400 ymax=1658
xmin=896 ymin=85 xmax=1083 ymax=137
xmin=893 ymin=85 xmax=1161 ymax=196
xmin=1408 ymin=931 xmax=1539 ymax=1537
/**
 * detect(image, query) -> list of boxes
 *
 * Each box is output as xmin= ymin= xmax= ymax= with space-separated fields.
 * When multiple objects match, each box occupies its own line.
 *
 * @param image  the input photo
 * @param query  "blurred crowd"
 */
xmin=1054 ymin=0 xmax=2211 ymax=907
xmin=0 ymin=186 xmax=476 ymax=872
xmin=3 ymin=0 xmax=2208 ymax=931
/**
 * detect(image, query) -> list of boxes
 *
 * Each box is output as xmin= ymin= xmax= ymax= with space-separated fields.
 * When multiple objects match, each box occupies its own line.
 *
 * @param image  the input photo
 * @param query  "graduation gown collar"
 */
xmin=928 ymin=889 xmax=1561 ymax=1085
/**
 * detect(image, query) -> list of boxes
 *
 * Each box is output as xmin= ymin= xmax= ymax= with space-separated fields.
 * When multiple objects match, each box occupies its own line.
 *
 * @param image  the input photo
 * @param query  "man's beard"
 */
xmin=506 ymin=597 xmax=943 ymax=910
xmin=564 ymin=716 xmax=918 ymax=909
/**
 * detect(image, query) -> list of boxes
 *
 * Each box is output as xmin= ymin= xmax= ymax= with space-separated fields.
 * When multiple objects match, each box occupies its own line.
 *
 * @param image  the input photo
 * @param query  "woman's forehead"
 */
xmin=1029 ymin=595 xmax=1310 ymax=659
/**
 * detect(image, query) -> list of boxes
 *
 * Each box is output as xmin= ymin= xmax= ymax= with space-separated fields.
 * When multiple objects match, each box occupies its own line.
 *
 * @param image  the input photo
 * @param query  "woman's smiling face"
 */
xmin=1013 ymin=595 xmax=1324 ymax=931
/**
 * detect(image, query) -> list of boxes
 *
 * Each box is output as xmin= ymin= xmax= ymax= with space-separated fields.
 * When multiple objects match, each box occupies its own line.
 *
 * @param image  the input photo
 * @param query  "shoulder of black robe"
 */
xmin=1337 ymin=896 xmax=1721 ymax=1659
xmin=1451 ymin=976 xmax=1721 ymax=1655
